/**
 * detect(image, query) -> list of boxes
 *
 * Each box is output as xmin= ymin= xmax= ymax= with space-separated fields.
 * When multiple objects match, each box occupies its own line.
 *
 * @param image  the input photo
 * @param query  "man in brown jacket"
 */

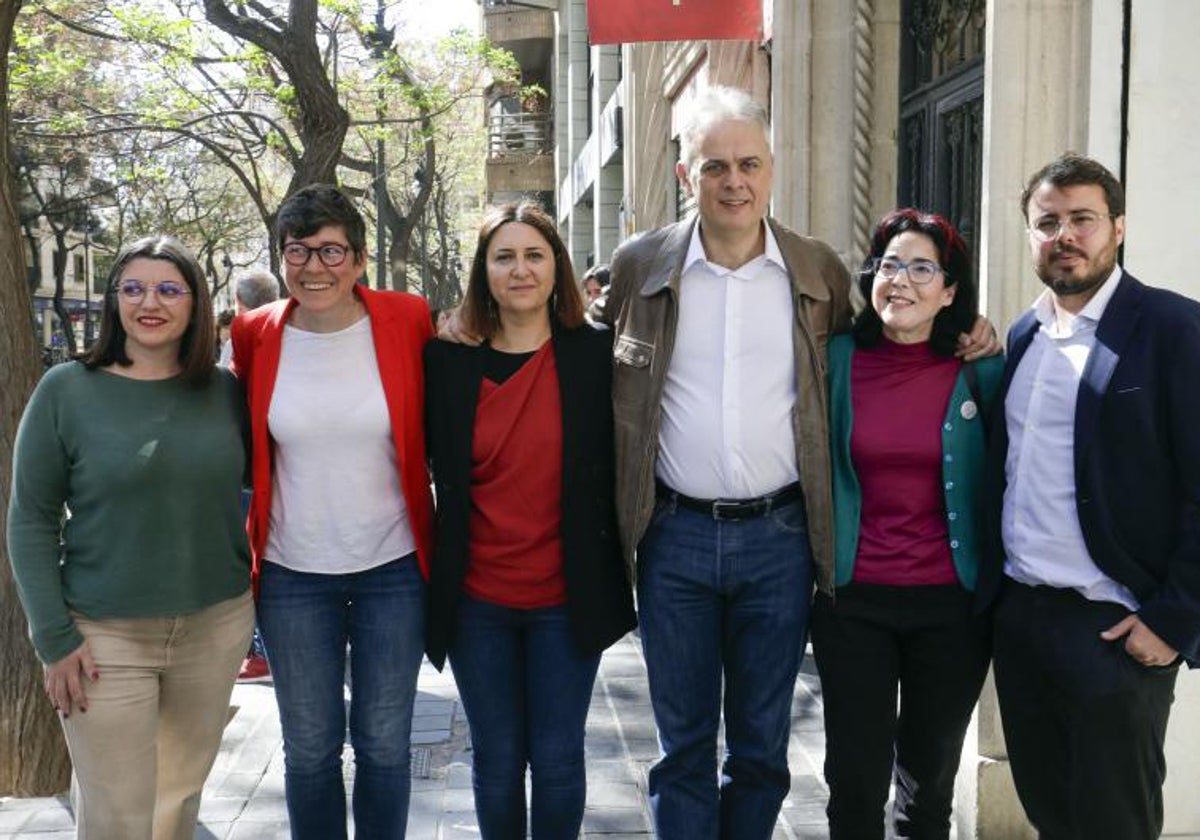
xmin=599 ymin=85 xmax=852 ymax=840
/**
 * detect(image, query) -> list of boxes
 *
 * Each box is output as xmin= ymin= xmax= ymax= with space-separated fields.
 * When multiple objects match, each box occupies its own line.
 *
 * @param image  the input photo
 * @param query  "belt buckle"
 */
xmin=711 ymin=499 xmax=740 ymax=521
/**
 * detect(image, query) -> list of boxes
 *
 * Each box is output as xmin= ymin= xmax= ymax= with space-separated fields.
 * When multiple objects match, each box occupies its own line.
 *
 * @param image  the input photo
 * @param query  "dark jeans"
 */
xmin=993 ymin=579 xmax=1179 ymax=840
xmin=257 ymin=555 xmax=426 ymax=840
xmin=448 ymin=594 xmax=601 ymax=840
xmin=636 ymin=495 xmax=813 ymax=840
xmin=810 ymin=583 xmax=990 ymax=840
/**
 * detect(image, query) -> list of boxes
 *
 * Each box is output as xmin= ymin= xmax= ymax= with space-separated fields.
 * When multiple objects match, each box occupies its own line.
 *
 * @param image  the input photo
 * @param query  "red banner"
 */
xmin=587 ymin=0 xmax=763 ymax=45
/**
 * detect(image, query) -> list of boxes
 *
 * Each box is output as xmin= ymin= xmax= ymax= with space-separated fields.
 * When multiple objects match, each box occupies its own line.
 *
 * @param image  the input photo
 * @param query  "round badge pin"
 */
xmin=961 ymin=400 xmax=978 ymax=420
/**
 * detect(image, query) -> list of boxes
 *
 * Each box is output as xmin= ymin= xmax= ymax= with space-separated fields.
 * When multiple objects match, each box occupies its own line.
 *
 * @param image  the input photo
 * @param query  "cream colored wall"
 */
xmin=1123 ymin=0 xmax=1200 ymax=301
xmin=1123 ymin=7 xmax=1200 ymax=834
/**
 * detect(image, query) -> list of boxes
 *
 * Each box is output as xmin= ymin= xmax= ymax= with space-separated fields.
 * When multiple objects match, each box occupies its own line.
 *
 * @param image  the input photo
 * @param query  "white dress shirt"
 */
xmin=1002 ymin=266 xmax=1139 ymax=609
xmin=655 ymin=221 xmax=799 ymax=499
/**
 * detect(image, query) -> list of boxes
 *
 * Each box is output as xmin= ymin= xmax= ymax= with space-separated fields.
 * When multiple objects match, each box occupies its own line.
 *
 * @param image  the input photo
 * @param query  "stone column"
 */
xmin=976 ymin=3 xmax=1200 ymax=837
xmin=593 ymin=45 xmax=622 ymax=263
xmin=978 ymin=0 xmax=1097 ymax=328
xmin=1123 ymin=5 xmax=1200 ymax=836
xmin=768 ymin=0 xmax=812 ymax=236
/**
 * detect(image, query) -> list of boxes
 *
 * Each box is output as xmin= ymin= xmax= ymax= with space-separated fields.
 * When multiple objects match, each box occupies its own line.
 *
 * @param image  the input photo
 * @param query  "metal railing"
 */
xmin=487 ymin=112 xmax=552 ymax=158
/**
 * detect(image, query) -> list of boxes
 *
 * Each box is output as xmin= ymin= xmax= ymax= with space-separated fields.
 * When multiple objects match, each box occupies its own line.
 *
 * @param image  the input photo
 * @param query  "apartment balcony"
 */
xmin=483 ymin=1 xmax=554 ymax=75
xmin=485 ymin=111 xmax=555 ymax=195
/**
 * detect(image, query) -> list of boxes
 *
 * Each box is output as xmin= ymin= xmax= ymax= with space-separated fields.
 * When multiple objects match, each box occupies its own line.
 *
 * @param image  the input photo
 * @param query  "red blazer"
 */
xmin=230 ymin=285 xmax=435 ymax=585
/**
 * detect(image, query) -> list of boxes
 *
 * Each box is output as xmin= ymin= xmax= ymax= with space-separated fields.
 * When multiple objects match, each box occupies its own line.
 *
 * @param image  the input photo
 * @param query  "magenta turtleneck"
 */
xmin=849 ymin=338 xmax=960 ymax=586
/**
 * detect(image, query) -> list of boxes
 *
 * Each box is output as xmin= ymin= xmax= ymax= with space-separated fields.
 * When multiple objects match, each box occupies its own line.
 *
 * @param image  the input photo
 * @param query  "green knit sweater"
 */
xmin=7 ymin=362 xmax=252 ymax=664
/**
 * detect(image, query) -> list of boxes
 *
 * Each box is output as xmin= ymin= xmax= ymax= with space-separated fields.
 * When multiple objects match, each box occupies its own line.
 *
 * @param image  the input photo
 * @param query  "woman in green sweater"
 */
xmin=7 ymin=235 xmax=253 ymax=840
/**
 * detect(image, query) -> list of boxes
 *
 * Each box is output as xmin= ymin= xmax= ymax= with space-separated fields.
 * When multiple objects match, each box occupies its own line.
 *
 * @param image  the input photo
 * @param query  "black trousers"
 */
xmin=992 ymin=579 xmax=1179 ymax=840
xmin=810 ymin=583 xmax=991 ymax=840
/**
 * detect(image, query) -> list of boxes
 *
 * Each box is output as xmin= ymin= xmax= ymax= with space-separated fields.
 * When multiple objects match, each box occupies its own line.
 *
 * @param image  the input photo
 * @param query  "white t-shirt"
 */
xmin=265 ymin=317 xmax=415 ymax=573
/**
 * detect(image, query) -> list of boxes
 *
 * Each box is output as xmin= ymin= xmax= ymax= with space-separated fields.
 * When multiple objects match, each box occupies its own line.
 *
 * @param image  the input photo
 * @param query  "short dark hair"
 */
xmin=275 ymin=184 xmax=367 ymax=260
xmin=583 ymin=263 xmax=610 ymax=287
xmin=462 ymin=201 xmax=585 ymax=339
xmin=853 ymin=208 xmax=976 ymax=357
xmin=81 ymin=234 xmax=216 ymax=385
xmin=217 ymin=309 xmax=235 ymax=328
xmin=1020 ymin=153 xmax=1125 ymax=221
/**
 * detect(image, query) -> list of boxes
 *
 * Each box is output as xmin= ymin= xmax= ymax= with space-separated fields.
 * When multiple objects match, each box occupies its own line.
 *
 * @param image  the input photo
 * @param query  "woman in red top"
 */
xmin=424 ymin=202 xmax=636 ymax=840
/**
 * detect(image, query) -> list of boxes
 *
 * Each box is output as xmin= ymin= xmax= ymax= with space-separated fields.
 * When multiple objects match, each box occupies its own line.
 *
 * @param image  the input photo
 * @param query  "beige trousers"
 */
xmin=61 ymin=589 xmax=254 ymax=840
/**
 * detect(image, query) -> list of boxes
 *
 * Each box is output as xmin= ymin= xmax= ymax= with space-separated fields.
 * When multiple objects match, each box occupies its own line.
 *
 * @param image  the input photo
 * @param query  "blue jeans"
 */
xmin=257 ymin=555 xmax=426 ymax=840
xmin=448 ymin=595 xmax=601 ymax=840
xmin=637 ymin=496 xmax=814 ymax=840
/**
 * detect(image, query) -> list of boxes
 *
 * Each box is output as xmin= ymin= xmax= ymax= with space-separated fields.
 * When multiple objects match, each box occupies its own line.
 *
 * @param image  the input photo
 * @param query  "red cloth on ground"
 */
xmin=850 ymin=338 xmax=960 ymax=586
xmin=465 ymin=343 xmax=567 ymax=608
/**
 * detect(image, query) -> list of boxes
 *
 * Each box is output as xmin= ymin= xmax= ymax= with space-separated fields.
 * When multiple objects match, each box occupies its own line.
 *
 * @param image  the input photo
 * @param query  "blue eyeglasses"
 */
xmin=110 ymin=279 xmax=192 ymax=305
xmin=871 ymin=257 xmax=947 ymax=285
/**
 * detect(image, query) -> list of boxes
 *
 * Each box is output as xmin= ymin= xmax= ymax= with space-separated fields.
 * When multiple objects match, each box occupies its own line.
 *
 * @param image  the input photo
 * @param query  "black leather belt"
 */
xmin=656 ymin=482 xmax=802 ymax=521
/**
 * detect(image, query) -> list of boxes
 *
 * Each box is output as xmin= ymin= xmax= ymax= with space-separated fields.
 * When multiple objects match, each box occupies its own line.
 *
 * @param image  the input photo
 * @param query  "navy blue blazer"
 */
xmin=977 ymin=272 xmax=1200 ymax=665
xmin=422 ymin=323 xmax=637 ymax=670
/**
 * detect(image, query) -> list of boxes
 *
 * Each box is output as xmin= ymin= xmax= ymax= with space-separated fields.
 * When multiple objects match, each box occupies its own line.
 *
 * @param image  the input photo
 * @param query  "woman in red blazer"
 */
xmin=230 ymin=184 xmax=433 ymax=840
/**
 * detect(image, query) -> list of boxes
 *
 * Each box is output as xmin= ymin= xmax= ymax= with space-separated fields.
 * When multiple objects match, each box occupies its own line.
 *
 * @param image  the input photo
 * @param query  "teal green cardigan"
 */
xmin=827 ymin=334 xmax=1003 ymax=591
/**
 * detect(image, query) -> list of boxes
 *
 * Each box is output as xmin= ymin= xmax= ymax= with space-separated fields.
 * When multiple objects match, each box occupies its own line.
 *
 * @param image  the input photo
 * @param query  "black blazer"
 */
xmin=423 ymin=324 xmax=637 ymax=670
xmin=977 ymin=273 xmax=1200 ymax=665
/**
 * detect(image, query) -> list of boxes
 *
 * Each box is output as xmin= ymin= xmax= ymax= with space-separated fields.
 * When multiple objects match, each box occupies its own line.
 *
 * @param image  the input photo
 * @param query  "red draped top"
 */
xmin=464 ymin=343 xmax=567 ymax=607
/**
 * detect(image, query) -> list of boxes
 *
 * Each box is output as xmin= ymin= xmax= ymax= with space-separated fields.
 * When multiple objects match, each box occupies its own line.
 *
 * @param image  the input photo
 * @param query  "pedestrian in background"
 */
xmin=218 ymin=269 xmax=279 ymax=368
xmin=216 ymin=308 xmax=235 ymax=360
xmin=581 ymin=262 xmax=608 ymax=303
xmin=217 ymin=267 xmax=281 ymax=684
xmin=812 ymin=209 xmax=998 ymax=839
xmin=230 ymin=184 xmax=434 ymax=840
xmin=8 ymin=234 xmax=254 ymax=840
xmin=424 ymin=201 xmax=636 ymax=840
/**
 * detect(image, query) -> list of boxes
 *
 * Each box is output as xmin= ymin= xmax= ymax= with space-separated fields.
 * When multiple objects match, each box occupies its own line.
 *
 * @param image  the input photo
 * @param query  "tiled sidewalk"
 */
xmin=0 ymin=633 xmax=831 ymax=839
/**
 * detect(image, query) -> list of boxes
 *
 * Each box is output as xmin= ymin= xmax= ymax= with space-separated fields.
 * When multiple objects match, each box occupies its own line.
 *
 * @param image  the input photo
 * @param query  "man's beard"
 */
xmin=1037 ymin=246 xmax=1115 ymax=299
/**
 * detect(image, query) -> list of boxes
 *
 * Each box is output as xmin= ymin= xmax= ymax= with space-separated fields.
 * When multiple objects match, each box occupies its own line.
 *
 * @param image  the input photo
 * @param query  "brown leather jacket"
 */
xmin=600 ymin=217 xmax=853 ymax=593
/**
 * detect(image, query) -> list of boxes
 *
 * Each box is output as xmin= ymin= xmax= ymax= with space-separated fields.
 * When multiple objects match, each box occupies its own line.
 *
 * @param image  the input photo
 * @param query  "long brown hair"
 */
xmin=80 ymin=234 xmax=215 ymax=385
xmin=461 ymin=202 xmax=584 ymax=340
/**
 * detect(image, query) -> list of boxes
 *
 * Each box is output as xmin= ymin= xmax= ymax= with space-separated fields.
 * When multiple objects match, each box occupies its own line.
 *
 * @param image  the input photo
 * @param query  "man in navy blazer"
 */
xmin=977 ymin=153 xmax=1200 ymax=840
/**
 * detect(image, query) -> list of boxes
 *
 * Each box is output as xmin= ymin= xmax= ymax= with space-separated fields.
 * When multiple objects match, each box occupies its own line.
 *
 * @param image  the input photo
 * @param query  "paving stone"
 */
xmin=445 ymin=762 xmax=472 ymax=789
xmin=585 ymin=780 xmax=643 ymax=809
xmin=440 ymin=786 xmax=476 ymax=814
xmin=3 ymin=632 xmax=841 ymax=839
xmin=411 ymin=729 xmax=451 ymax=745
xmin=581 ymin=807 xmax=650 ymax=833
xmin=19 ymin=807 xmax=75 ymax=834
xmin=226 ymin=819 xmax=291 ymax=839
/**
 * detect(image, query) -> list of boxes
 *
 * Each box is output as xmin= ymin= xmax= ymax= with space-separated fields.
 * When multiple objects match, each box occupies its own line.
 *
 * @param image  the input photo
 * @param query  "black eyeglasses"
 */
xmin=282 ymin=242 xmax=351 ymax=267
xmin=109 ymin=279 xmax=192 ymax=305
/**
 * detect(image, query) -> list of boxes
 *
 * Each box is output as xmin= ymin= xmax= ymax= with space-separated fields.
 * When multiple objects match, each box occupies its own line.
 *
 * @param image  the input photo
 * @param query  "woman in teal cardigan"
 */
xmin=811 ymin=209 xmax=1001 ymax=840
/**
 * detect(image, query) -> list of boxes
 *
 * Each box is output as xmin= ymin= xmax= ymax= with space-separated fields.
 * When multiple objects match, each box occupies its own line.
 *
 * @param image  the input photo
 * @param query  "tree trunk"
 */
xmin=50 ymin=228 xmax=76 ymax=356
xmin=384 ymin=124 xmax=437 ymax=293
xmin=0 ymin=0 xmax=73 ymax=797
xmin=203 ymin=0 xmax=349 ymax=198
